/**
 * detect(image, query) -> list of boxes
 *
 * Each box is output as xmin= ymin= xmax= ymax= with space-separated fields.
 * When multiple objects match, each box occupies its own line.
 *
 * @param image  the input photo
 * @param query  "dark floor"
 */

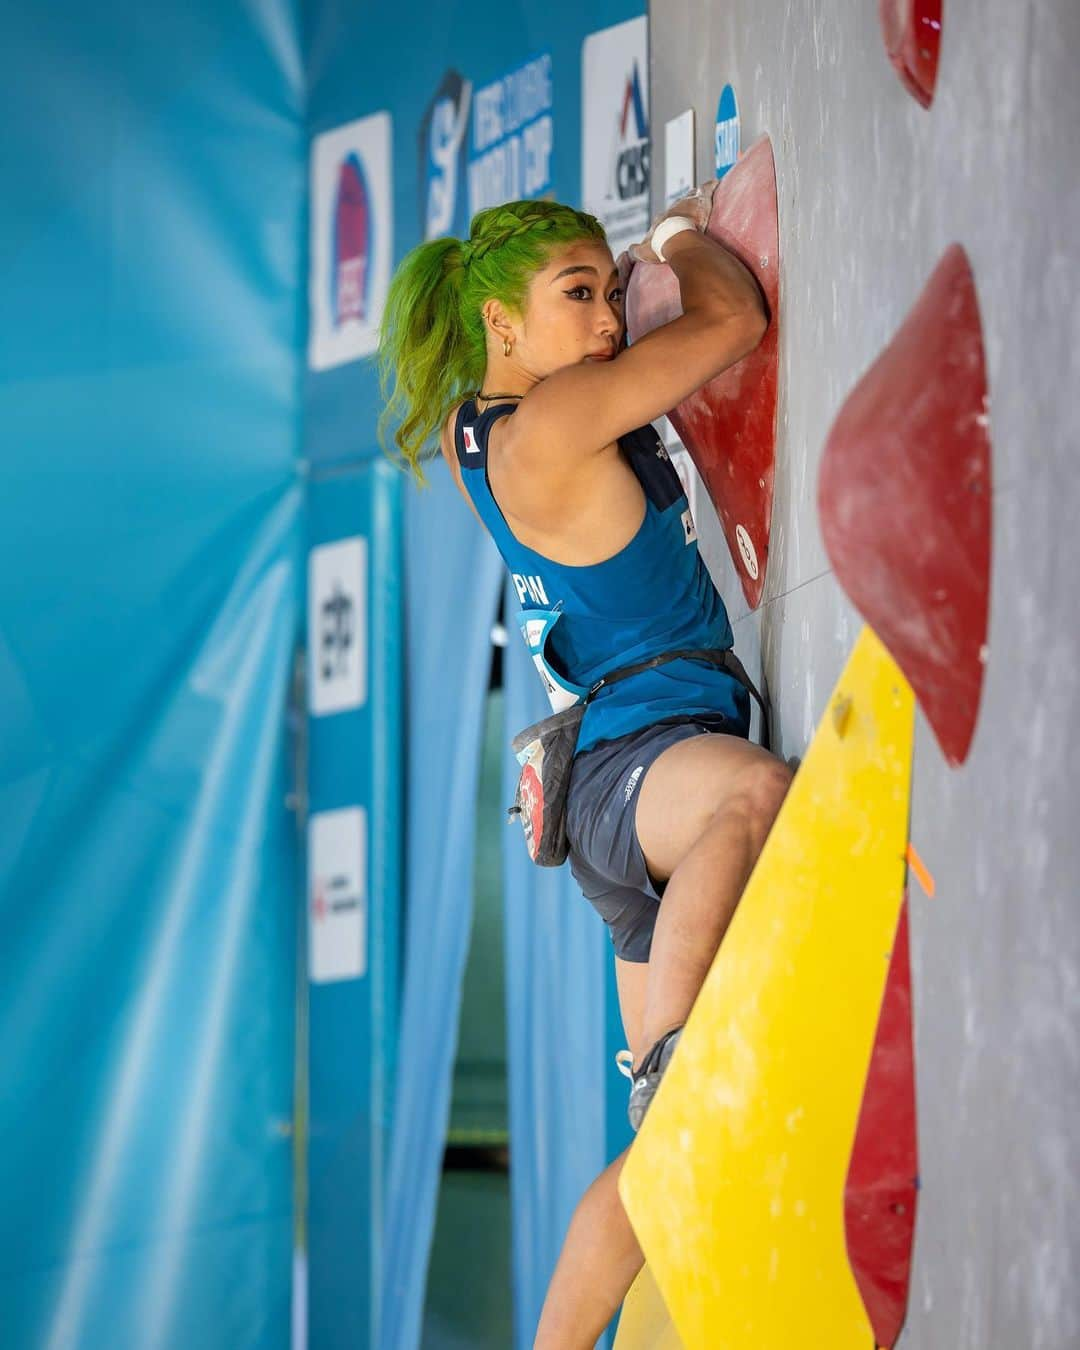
xmin=420 ymin=1166 xmax=513 ymax=1349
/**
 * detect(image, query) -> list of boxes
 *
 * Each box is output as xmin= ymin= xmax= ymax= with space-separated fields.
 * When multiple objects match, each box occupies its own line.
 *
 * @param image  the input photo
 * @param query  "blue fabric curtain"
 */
xmin=0 ymin=4 xmax=305 ymax=1346
xmin=379 ymin=461 xmax=503 ymax=1350
xmin=501 ymin=576 xmax=610 ymax=1349
xmin=380 ymin=480 xmax=612 ymax=1349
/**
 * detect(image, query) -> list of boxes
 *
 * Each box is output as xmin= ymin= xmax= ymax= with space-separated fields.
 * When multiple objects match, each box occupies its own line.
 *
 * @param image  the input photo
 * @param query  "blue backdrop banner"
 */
xmin=0 ymin=3 xmax=306 ymax=1346
xmin=305 ymin=459 xmax=403 ymax=1350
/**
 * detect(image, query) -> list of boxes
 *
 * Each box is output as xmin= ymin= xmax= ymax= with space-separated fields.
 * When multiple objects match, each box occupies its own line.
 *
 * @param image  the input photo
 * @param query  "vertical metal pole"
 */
xmin=288 ymin=643 xmax=310 ymax=1350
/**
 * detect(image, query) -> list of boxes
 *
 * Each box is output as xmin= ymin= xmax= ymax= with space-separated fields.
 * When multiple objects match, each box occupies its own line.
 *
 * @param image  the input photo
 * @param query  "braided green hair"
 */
xmin=376 ymin=199 xmax=608 ymax=484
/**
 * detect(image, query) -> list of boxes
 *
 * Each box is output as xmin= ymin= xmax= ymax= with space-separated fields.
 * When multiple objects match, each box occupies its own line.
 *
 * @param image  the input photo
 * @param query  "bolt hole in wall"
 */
xmin=422 ymin=598 xmax=513 ymax=1348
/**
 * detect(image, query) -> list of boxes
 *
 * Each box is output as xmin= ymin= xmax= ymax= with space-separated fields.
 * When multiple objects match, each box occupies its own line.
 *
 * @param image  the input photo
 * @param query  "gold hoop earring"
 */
xmin=503 ymin=337 xmax=512 ymax=358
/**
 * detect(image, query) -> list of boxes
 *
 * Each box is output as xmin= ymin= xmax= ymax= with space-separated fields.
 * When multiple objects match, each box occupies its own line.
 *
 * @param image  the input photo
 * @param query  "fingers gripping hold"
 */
xmin=628 ymin=180 xmax=722 ymax=264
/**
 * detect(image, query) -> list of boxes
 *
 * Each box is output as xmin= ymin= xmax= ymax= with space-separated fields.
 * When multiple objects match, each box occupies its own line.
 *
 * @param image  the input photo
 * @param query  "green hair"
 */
xmin=376 ymin=199 xmax=608 ymax=485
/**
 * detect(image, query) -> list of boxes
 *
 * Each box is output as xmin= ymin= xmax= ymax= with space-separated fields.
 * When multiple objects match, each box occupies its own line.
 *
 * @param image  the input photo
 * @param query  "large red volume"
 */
xmin=818 ymin=243 xmax=992 ymax=767
xmin=880 ymin=0 xmax=943 ymax=109
xmin=844 ymin=897 xmax=919 ymax=1349
xmin=625 ymin=135 xmax=780 ymax=609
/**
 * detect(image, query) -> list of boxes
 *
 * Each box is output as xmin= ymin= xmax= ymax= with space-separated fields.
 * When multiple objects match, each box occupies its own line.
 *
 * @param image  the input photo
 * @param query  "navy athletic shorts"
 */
xmin=565 ymin=713 xmax=748 ymax=963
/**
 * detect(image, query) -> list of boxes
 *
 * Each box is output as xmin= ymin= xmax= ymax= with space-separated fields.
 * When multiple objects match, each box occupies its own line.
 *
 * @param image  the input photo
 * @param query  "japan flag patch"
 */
xmin=463 ymin=425 xmax=479 ymax=454
xmin=681 ymin=507 xmax=698 ymax=545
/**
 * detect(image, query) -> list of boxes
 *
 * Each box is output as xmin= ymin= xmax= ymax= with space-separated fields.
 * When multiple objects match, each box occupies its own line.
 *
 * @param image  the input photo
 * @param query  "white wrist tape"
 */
xmin=649 ymin=215 xmax=698 ymax=262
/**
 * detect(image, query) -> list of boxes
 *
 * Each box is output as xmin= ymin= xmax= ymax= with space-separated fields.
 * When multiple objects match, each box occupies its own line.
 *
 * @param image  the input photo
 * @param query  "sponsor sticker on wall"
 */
xmin=582 ymin=16 xmax=650 ymax=258
xmin=664 ymin=108 xmax=696 ymax=207
xmin=308 ymin=537 xmax=367 ymax=715
xmin=468 ymin=52 xmax=554 ymax=213
xmin=714 ymin=83 xmax=740 ymax=178
xmin=308 ymin=113 xmax=392 ymax=369
xmin=309 ymin=808 xmax=367 ymax=983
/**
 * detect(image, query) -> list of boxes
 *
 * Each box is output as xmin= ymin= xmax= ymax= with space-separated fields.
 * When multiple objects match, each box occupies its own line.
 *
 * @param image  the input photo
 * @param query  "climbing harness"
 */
xmin=507 ymin=647 xmax=770 ymax=867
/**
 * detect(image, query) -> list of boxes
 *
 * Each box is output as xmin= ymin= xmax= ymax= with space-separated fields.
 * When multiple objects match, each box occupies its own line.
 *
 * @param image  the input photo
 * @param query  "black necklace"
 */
xmin=475 ymin=389 xmax=523 ymax=402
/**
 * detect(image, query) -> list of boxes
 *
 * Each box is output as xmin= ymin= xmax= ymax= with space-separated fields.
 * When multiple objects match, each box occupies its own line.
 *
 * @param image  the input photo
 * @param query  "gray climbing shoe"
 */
xmin=627 ymin=1026 xmax=684 ymax=1132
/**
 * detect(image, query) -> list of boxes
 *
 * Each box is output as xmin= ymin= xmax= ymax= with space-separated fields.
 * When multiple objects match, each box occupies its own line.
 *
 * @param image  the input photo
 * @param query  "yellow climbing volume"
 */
xmin=618 ymin=625 xmax=914 ymax=1348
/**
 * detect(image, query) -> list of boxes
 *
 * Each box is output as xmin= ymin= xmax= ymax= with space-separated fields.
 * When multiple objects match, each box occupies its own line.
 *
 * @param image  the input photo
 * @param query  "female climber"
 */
xmin=376 ymin=188 xmax=792 ymax=1346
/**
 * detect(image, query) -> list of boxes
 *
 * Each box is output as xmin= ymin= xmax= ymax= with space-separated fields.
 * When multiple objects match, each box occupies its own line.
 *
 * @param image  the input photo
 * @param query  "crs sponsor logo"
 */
xmin=333 ymin=154 xmax=371 ymax=326
xmin=582 ymin=18 xmax=649 ymax=256
xmin=623 ymin=765 xmax=645 ymax=803
xmin=420 ymin=70 xmax=472 ymax=240
xmin=616 ymin=61 xmax=650 ymax=201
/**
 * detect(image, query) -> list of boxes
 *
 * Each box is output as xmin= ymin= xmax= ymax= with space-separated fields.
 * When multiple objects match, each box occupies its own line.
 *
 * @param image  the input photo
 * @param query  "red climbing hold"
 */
xmin=626 ymin=135 xmax=780 ymax=609
xmin=880 ymin=0 xmax=943 ymax=109
xmin=844 ymin=897 xmax=919 ymax=1349
xmin=818 ymin=243 xmax=992 ymax=767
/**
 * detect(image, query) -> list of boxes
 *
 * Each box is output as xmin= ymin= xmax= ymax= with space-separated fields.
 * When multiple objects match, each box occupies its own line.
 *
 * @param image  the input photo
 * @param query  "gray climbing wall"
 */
xmin=648 ymin=2 xmax=1080 ymax=1345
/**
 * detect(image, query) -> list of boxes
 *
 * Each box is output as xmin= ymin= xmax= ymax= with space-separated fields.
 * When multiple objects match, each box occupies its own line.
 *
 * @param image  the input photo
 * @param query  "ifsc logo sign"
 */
xmin=308 ymin=113 xmax=393 ymax=370
xmin=420 ymin=70 xmax=472 ymax=241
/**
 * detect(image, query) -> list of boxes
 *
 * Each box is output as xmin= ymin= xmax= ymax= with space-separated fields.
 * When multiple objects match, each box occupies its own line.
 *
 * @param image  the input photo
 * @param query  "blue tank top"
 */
xmin=454 ymin=397 xmax=750 ymax=753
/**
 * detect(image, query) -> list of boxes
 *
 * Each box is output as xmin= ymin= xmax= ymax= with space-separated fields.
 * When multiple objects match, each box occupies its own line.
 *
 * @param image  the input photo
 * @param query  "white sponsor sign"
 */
xmin=664 ymin=109 xmax=696 ymax=207
xmin=309 ymin=808 xmax=367 ymax=983
xmin=308 ymin=112 xmax=393 ymax=370
xmin=308 ymin=537 xmax=367 ymax=715
xmin=581 ymin=17 xmax=650 ymax=258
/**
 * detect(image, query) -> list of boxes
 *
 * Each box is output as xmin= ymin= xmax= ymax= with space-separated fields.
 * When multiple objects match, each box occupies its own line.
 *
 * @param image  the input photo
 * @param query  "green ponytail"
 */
xmin=376 ymin=199 xmax=608 ymax=484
